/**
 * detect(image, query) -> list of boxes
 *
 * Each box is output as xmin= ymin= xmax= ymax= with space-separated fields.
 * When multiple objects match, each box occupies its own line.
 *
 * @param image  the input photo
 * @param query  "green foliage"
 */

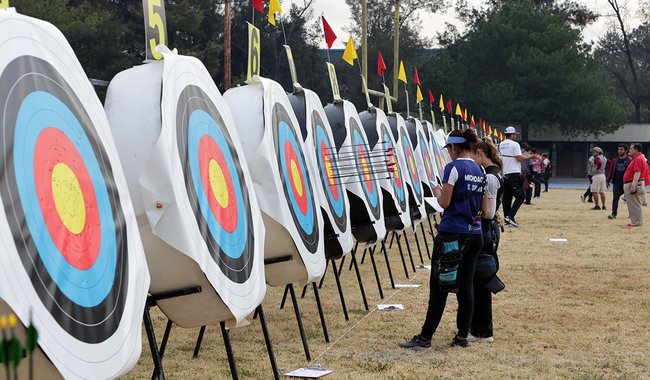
xmin=424 ymin=0 xmax=626 ymax=137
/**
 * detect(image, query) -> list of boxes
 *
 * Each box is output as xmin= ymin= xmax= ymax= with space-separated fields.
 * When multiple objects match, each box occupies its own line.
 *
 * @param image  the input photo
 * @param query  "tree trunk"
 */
xmin=521 ymin=124 xmax=529 ymax=144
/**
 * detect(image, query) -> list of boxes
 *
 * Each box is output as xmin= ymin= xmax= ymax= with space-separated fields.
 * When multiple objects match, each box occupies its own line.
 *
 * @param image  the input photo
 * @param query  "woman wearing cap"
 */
xmin=400 ymin=129 xmax=484 ymax=349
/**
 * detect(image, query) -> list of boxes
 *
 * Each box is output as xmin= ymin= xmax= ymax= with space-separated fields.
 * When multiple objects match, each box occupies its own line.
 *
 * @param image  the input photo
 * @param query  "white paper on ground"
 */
xmin=285 ymin=366 xmax=332 ymax=378
xmin=548 ymin=238 xmax=568 ymax=242
xmin=418 ymin=265 xmax=432 ymax=270
xmin=395 ymin=284 xmax=421 ymax=288
xmin=378 ymin=304 xmax=405 ymax=311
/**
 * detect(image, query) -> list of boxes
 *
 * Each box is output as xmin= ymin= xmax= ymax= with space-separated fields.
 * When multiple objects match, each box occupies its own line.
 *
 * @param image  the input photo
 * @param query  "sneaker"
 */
xmin=608 ymin=214 xmax=616 ymax=219
xmin=467 ymin=334 xmax=495 ymax=343
xmin=448 ymin=336 xmax=469 ymax=348
xmin=400 ymin=335 xmax=431 ymax=350
xmin=504 ymin=217 xmax=519 ymax=228
xmin=591 ymin=206 xmax=601 ymax=210
xmin=627 ymin=223 xmax=641 ymax=228
xmin=580 ymin=195 xmax=586 ymax=203
xmin=602 ymin=206 xmax=606 ymax=210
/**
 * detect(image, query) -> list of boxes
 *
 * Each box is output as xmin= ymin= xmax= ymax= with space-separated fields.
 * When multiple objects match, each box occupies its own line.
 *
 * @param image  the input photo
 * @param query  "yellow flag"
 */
xmin=0 ymin=0 xmax=8 ymax=9
xmin=268 ymin=0 xmax=282 ymax=26
xmin=455 ymin=103 xmax=462 ymax=116
xmin=493 ymin=128 xmax=498 ymax=137
xmin=439 ymin=95 xmax=444 ymax=112
xmin=464 ymin=108 xmax=468 ymax=121
xmin=342 ymin=36 xmax=358 ymax=65
xmin=416 ymin=86 xmax=423 ymax=104
xmin=398 ymin=61 xmax=407 ymax=83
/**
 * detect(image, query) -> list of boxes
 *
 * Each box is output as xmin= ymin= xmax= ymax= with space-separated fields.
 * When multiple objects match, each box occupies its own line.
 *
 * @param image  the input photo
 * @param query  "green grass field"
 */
xmin=126 ymin=189 xmax=650 ymax=379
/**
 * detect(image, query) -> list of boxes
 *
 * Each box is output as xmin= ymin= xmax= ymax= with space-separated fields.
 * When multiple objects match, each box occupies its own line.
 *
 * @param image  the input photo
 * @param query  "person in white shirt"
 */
xmin=498 ymin=126 xmax=528 ymax=227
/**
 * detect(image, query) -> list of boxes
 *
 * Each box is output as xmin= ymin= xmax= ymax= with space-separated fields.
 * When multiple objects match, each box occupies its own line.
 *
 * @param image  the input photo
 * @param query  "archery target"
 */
xmin=401 ymin=126 xmax=423 ymax=203
xmin=419 ymin=131 xmax=437 ymax=190
xmin=380 ymin=123 xmax=407 ymax=213
xmin=177 ymin=84 xmax=256 ymax=283
xmin=350 ymin=118 xmax=381 ymax=220
xmin=0 ymin=10 xmax=148 ymax=379
xmin=273 ymin=103 xmax=319 ymax=253
xmin=313 ymin=110 xmax=347 ymax=232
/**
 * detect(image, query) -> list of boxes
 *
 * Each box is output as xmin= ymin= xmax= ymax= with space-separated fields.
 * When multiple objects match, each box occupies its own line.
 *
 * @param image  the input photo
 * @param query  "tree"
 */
xmin=422 ymin=0 xmax=626 ymax=139
xmin=596 ymin=0 xmax=649 ymax=123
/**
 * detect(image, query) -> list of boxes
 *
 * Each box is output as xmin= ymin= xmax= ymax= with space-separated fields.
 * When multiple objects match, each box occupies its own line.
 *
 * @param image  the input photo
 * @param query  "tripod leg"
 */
xmin=351 ymin=250 xmax=369 ymax=311
xmin=402 ymin=231 xmax=417 ymax=273
xmin=396 ymin=234 xmax=410 ymax=279
xmin=368 ymin=246 xmax=384 ymax=299
xmin=413 ymin=228 xmax=425 ymax=264
xmin=145 ymin=306 xmax=165 ymax=380
xmin=192 ymin=326 xmax=206 ymax=359
xmin=332 ymin=259 xmax=349 ymax=321
xmin=380 ymin=238 xmax=396 ymax=288
xmin=257 ymin=306 xmax=281 ymax=380
xmin=221 ymin=321 xmax=239 ymax=380
xmin=289 ymin=284 xmax=311 ymax=361
xmin=421 ymin=221 xmax=431 ymax=260
xmin=312 ymin=282 xmax=330 ymax=342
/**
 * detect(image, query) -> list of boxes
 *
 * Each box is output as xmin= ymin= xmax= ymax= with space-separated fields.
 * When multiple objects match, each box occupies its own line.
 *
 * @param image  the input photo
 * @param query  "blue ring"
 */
xmin=187 ymin=109 xmax=248 ymax=259
xmin=316 ymin=125 xmax=345 ymax=218
xmin=402 ymin=136 xmax=422 ymax=198
xmin=14 ymin=91 xmax=116 ymax=308
xmin=278 ymin=121 xmax=315 ymax=235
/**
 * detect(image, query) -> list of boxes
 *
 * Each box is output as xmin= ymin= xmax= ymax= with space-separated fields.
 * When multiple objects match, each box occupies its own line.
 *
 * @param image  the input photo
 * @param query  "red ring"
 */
xmin=284 ymin=141 xmax=309 ymax=215
xmin=33 ymin=127 xmax=100 ymax=270
xmin=320 ymin=141 xmax=339 ymax=201
xmin=357 ymin=145 xmax=374 ymax=193
xmin=198 ymin=135 xmax=238 ymax=233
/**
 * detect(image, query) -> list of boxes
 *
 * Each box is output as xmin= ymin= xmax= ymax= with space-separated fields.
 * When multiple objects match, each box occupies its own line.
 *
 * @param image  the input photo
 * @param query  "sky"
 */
xmin=281 ymin=0 xmax=645 ymax=49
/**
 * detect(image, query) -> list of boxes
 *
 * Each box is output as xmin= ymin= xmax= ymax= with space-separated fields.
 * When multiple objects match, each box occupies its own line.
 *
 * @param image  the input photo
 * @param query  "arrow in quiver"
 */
xmin=104 ymin=52 xmax=266 ymax=327
xmin=386 ymin=113 xmax=427 ymax=226
xmin=0 ymin=9 xmax=150 ymax=378
xmin=358 ymin=108 xmax=411 ymax=232
xmin=287 ymin=89 xmax=354 ymax=260
xmin=224 ymin=77 xmax=326 ymax=287
xmin=324 ymin=100 xmax=387 ymax=244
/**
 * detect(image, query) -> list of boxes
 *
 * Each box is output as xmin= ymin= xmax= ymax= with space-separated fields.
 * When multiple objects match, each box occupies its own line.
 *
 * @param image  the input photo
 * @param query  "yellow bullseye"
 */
xmin=51 ymin=163 xmax=86 ymax=234
xmin=290 ymin=159 xmax=304 ymax=196
xmin=324 ymin=156 xmax=335 ymax=186
xmin=209 ymin=159 xmax=229 ymax=208
xmin=361 ymin=155 xmax=371 ymax=181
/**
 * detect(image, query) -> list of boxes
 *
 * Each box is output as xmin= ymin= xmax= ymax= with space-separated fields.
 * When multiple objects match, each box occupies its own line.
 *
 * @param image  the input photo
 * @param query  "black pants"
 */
xmin=420 ymin=233 xmax=483 ymax=339
xmin=532 ymin=172 xmax=543 ymax=198
xmin=611 ymin=182 xmax=624 ymax=216
xmin=543 ymin=172 xmax=550 ymax=192
xmin=502 ymin=174 xmax=525 ymax=219
xmin=472 ymin=219 xmax=500 ymax=337
xmin=583 ymin=177 xmax=593 ymax=202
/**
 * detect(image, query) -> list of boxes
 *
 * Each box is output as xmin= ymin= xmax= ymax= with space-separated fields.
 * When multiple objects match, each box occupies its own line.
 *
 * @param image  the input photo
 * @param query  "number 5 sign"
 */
xmin=247 ymin=22 xmax=260 ymax=83
xmin=143 ymin=0 xmax=168 ymax=61
xmin=0 ymin=0 xmax=9 ymax=9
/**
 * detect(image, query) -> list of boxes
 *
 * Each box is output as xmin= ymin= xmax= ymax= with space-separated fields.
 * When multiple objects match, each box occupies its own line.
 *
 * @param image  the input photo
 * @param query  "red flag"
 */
xmin=428 ymin=89 xmax=434 ymax=105
xmin=445 ymin=100 xmax=452 ymax=114
xmin=470 ymin=116 xmax=475 ymax=129
xmin=377 ymin=50 xmax=387 ymax=78
xmin=413 ymin=67 xmax=421 ymax=86
xmin=322 ymin=16 xmax=337 ymax=49
xmin=461 ymin=108 xmax=466 ymax=120
xmin=252 ymin=0 xmax=264 ymax=12
xmin=486 ymin=122 xmax=491 ymax=135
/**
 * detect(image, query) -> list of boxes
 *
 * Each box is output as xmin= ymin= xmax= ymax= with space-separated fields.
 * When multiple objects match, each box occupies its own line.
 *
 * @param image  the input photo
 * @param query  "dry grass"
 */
xmin=126 ymin=189 xmax=650 ymax=379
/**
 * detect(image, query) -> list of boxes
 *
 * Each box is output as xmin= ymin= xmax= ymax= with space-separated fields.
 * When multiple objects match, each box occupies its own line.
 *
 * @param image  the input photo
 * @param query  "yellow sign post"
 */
xmin=383 ymin=84 xmax=393 ymax=114
xmin=247 ymin=22 xmax=260 ymax=83
xmin=0 ymin=0 xmax=8 ymax=8
xmin=326 ymin=63 xmax=341 ymax=102
xmin=284 ymin=45 xmax=301 ymax=91
xmin=143 ymin=0 xmax=168 ymax=61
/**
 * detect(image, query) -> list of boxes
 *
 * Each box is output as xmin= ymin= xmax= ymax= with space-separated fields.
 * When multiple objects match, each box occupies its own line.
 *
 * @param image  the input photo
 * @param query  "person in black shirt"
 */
xmin=607 ymin=144 xmax=632 ymax=219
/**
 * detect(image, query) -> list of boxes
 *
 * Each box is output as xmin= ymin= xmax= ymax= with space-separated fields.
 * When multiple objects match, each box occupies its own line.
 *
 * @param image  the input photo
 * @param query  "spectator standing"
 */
xmin=607 ymin=144 xmax=632 ymax=220
xmin=542 ymin=153 xmax=552 ymax=192
xmin=624 ymin=143 xmax=649 ymax=227
xmin=590 ymin=147 xmax=607 ymax=210
xmin=499 ymin=126 xmax=527 ymax=227
xmin=531 ymin=148 xmax=544 ymax=199
xmin=400 ymin=129 xmax=484 ymax=349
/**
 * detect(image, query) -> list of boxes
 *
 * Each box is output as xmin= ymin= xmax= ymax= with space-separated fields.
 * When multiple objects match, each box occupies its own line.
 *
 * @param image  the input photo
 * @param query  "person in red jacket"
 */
xmin=606 ymin=144 xmax=632 ymax=220
xmin=623 ymin=143 xmax=649 ymax=227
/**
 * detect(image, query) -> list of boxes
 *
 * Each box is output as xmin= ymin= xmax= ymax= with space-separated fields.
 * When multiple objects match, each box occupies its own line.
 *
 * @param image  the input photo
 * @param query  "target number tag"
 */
xmin=0 ymin=0 xmax=9 ymax=9
xmin=326 ymin=63 xmax=341 ymax=102
xmin=383 ymin=84 xmax=393 ymax=113
xmin=247 ymin=23 xmax=260 ymax=83
xmin=143 ymin=0 xmax=168 ymax=61
xmin=284 ymin=45 xmax=301 ymax=90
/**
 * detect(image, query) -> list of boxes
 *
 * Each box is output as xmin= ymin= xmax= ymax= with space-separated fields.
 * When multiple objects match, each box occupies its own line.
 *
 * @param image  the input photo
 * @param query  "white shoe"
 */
xmin=467 ymin=333 xmax=494 ymax=343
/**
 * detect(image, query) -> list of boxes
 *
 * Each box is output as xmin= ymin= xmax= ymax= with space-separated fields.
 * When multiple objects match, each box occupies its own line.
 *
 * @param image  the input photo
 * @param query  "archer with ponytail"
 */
xmin=400 ymin=128 xmax=484 ymax=349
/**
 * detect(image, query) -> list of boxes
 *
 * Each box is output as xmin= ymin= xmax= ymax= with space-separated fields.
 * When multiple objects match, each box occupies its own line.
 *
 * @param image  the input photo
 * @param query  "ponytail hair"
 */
xmin=474 ymin=138 xmax=503 ymax=170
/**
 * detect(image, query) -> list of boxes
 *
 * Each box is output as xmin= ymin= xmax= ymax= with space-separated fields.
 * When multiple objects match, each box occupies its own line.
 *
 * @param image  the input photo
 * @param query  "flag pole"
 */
xmin=393 ymin=0 xmax=400 ymax=99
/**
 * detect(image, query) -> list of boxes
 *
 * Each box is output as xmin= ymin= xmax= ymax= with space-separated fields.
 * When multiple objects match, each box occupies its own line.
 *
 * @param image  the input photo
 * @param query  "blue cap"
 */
xmin=443 ymin=136 xmax=468 ymax=148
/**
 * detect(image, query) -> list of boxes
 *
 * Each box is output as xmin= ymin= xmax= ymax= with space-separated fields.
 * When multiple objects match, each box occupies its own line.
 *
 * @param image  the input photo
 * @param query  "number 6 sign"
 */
xmin=247 ymin=22 xmax=260 ymax=83
xmin=143 ymin=0 xmax=168 ymax=61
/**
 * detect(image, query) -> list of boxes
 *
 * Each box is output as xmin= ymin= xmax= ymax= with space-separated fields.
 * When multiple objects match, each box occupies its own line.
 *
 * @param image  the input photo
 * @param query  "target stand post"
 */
xmin=412 ymin=226 xmax=426 ymax=265
xmin=144 ymin=286 xmax=202 ymax=380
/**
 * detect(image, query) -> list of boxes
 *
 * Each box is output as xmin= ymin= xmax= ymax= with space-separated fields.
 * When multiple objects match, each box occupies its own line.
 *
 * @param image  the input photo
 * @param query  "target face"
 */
xmin=176 ymin=85 xmax=256 ymax=284
xmin=274 ymin=103 xmax=319 ymax=253
xmin=380 ymin=124 xmax=406 ymax=213
xmin=419 ymin=133 xmax=437 ymax=188
xmin=350 ymin=118 xmax=381 ymax=220
xmin=313 ymin=111 xmax=347 ymax=232
xmin=0 ymin=56 xmax=128 ymax=343
xmin=400 ymin=127 xmax=422 ymax=202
